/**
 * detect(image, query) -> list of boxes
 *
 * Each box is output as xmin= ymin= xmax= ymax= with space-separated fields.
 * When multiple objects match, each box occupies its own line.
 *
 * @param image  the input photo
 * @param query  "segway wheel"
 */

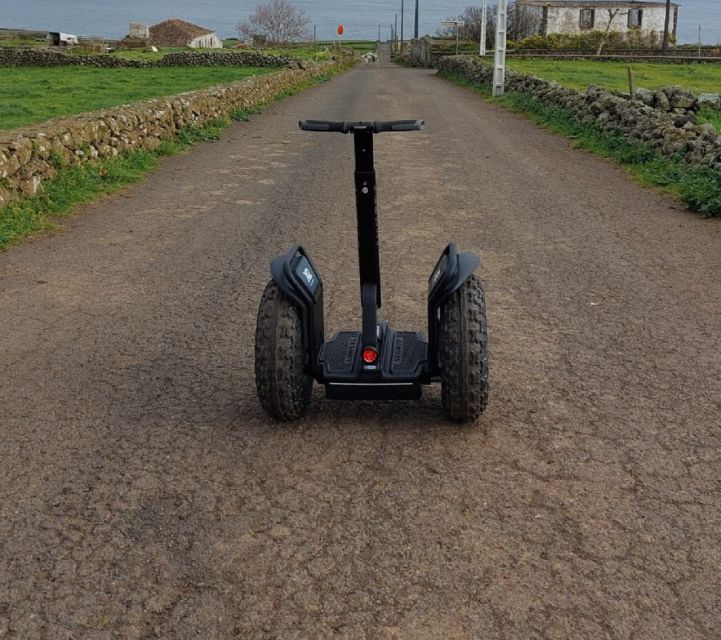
xmin=255 ymin=280 xmax=313 ymax=420
xmin=439 ymin=274 xmax=489 ymax=422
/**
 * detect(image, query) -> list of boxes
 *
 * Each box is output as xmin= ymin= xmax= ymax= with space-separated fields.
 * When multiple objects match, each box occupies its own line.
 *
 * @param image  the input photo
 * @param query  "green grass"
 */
xmin=699 ymin=108 xmax=721 ymax=131
xmin=506 ymin=58 xmax=721 ymax=94
xmin=442 ymin=72 xmax=721 ymax=217
xmin=0 ymin=69 xmax=343 ymax=250
xmin=0 ymin=66 xmax=273 ymax=130
xmin=0 ymin=38 xmax=46 ymax=47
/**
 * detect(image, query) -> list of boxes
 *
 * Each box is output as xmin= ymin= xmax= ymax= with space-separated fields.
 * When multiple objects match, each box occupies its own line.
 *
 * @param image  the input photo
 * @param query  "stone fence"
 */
xmin=0 ymin=62 xmax=340 ymax=207
xmin=436 ymin=56 xmax=721 ymax=173
xmin=0 ymin=47 xmax=296 ymax=68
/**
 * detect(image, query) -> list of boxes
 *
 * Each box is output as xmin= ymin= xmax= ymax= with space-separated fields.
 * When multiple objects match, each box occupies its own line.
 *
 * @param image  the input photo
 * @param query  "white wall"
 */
xmin=546 ymin=6 xmax=670 ymax=36
xmin=189 ymin=33 xmax=223 ymax=49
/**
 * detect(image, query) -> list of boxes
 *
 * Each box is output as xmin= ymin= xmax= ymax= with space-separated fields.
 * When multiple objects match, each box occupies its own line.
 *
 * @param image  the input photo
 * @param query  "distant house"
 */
xmin=129 ymin=22 xmax=150 ymax=39
xmin=148 ymin=18 xmax=222 ymax=49
xmin=47 ymin=32 xmax=79 ymax=46
xmin=518 ymin=1 xmax=679 ymax=39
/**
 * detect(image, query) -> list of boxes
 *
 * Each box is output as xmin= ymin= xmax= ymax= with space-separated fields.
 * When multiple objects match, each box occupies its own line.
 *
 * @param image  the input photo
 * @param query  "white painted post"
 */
xmin=480 ymin=0 xmax=487 ymax=56
xmin=493 ymin=0 xmax=508 ymax=96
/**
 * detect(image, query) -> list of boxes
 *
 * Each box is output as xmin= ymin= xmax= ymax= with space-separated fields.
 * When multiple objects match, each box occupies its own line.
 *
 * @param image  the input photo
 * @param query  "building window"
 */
xmin=579 ymin=8 xmax=595 ymax=30
xmin=628 ymin=9 xmax=643 ymax=28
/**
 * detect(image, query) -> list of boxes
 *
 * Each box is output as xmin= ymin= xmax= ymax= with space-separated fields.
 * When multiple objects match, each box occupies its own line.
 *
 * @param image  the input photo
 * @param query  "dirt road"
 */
xmin=1 ymin=52 xmax=721 ymax=640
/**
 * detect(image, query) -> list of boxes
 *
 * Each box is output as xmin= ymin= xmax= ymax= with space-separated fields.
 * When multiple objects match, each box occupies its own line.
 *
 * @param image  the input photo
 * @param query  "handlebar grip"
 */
xmin=374 ymin=119 xmax=425 ymax=133
xmin=298 ymin=120 xmax=347 ymax=132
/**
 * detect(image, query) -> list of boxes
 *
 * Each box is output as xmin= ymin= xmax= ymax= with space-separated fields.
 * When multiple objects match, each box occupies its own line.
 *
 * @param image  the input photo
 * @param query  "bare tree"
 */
xmin=437 ymin=3 xmax=538 ymax=48
xmin=596 ymin=8 xmax=626 ymax=55
xmin=238 ymin=0 xmax=310 ymax=45
xmin=508 ymin=3 xmax=539 ymax=40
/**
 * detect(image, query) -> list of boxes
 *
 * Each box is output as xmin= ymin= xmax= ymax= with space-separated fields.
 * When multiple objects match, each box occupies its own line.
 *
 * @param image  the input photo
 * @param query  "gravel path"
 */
xmin=1 ymin=51 xmax=720 ymax=639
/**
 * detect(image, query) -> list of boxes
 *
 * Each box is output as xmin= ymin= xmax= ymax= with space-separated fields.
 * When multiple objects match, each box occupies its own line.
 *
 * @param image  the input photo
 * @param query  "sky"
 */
xmin=0 ymin=0 xmax=718 ymax=44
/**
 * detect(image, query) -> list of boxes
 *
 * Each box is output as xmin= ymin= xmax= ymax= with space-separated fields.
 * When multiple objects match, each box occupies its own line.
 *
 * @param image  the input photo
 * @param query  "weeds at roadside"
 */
xmin=442 ymin=72 xmax=721 ymax=217
xmin=698 ymin=107 xmax=721 ymax=133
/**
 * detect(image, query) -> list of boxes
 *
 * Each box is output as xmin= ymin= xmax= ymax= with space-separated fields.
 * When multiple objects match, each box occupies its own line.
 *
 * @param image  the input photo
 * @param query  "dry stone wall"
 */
xmin=0 ymin=47 xmax=296 ymax=68
xmin=437 ymin=56 xmax=721 ymax=172
xmin=0 ymin=63 xmax=339 ymax=207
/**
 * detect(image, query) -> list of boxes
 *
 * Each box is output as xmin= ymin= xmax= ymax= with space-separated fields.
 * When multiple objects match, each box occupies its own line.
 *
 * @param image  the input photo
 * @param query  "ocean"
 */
xmin=1 ymin=0 xmax=719 ymax=46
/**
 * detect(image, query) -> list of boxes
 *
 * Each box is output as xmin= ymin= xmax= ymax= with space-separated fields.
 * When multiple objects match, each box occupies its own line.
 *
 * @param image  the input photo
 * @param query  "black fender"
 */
xmin=269 ymin=245 xmax=325 ymax=374
xmin=427 ymin=242 xmax=481 ymax=373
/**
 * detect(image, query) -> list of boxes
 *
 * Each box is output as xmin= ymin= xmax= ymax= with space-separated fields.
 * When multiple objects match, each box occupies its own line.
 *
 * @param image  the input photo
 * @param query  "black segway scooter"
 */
xmin=255 ymin=119 xmax=489 ymax=422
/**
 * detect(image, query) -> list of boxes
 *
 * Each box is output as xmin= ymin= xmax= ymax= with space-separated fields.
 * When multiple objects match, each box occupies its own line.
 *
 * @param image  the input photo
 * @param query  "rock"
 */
xmin=654 ymin=90 xmax=671 ymax=111
xmin=664 ymin=85 xmax=696 ymax=110
xmin=697 ymin=93 xmax=721 ymax=110
xmin=634 ymin=87 xmax=654 ymax=106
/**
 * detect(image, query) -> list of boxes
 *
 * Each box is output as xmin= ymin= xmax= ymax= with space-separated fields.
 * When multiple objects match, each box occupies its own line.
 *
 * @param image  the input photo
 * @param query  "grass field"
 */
xmin=0 ymin=66 xmax=272 ymax=130
xmin=506 ymin=58 xmax=721 ymax=94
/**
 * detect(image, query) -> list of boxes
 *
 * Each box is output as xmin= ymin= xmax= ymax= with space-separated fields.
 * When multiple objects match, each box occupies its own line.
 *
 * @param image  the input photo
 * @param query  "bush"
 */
xmin=512 ymin=30 xmax=662 ymax=50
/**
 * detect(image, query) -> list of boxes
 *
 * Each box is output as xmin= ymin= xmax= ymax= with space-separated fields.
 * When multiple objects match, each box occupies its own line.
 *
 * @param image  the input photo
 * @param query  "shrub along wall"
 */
xmin=0 ymin=62 xmax=337 ymax=207
xmin=0 ymin=47 xmax=297 ymax=68
xmin=437 ymin=56 xmax=721 ymax=172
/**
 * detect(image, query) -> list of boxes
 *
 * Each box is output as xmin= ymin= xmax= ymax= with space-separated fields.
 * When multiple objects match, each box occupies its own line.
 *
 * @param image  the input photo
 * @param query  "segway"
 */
xmin=254 ymin=119 xmax=489 ymax=422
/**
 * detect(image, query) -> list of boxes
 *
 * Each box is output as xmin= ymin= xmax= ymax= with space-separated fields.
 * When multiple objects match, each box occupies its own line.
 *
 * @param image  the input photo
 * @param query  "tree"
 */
xmin=662 ymin=0 xmax=672 ymax=51
xmin=237 ymin=0 xmax=310 ymax=45
xmin=596 ymin=8 xmax=626 ymax=55
xmin=437 ymin=3 xmax=539 ymax=48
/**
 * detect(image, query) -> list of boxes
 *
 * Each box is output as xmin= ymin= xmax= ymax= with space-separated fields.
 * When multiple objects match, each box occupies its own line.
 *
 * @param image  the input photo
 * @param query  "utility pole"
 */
xmin=378 ymin=23 xmax=381 ymax=42
xmin=480 ymin=0 xmax=487 ymax=56
xmin=313 ymin=25 xmax=317 ymax=49
xmin=395 ymin=12 xmax=398 ymax=53
xmin=401 ymin=0 xmax=405 ymax=51
xmin=662 ymin=0 xmax=671 ymax=52
xmin=414 ymin=0 xmax=419 ymax=39
xmin=493 ymin=0 xmax=508 ymax=96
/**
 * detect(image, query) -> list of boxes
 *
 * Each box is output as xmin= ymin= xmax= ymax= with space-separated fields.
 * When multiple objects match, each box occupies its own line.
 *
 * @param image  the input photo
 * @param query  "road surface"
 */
xmin=1 ymin=52 xmax=721 ymax=639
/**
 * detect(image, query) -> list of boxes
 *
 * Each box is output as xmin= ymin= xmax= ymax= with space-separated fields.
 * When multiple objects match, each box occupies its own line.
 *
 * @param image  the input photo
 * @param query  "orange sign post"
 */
xmin=337 ymin=24 xmax=344 ymax=53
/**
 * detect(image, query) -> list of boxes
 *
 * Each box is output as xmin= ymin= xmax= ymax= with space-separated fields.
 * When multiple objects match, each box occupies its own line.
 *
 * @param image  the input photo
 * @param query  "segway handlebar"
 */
xmin=299 ymin=120 xmax=424 ymax=133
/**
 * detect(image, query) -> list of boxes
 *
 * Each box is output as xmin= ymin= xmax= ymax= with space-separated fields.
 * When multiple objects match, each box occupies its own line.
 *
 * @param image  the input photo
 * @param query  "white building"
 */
xmin=518 ymin=1 xmax=679 ymax=38
xmin=47 ymin=32 xmax=79 ymax=46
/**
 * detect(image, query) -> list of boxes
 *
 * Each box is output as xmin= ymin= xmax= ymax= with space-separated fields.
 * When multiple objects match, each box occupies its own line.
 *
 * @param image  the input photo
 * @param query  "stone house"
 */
xmin=149 ymin=19 xmax=223 ymax=49
xmin=517 ymin=0 xmax=679 ymax=39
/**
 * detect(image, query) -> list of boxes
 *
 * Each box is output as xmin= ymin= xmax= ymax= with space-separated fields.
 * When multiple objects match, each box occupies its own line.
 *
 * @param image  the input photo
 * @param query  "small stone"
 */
xmin=269 ymin=524 xmax=291 ymax=539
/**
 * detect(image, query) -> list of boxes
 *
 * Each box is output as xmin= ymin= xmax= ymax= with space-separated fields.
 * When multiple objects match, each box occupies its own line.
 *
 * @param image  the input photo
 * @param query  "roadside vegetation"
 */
xmin=444 ymin=73 xmax=721 ymax=217
xmin=0 ymin=71 xmax=340 ymax=250
xmin=699 ymin=108 xmax=721 ymax=131
xmin=505 ymin=58 xmax=721 ymax=95
xmin=0 ymin=66 xmax=272 ymax=130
